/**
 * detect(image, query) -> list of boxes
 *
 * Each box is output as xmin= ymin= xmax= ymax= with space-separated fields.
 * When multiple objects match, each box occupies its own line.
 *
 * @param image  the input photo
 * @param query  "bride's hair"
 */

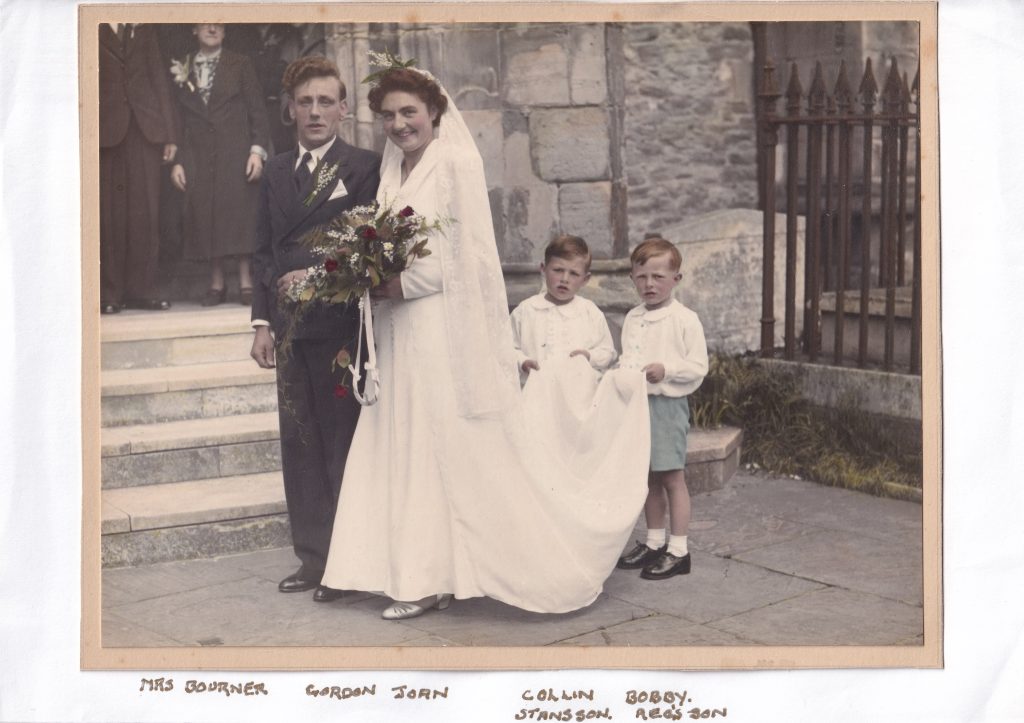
xmin=367 ymin=68 xmax=448 ymax=127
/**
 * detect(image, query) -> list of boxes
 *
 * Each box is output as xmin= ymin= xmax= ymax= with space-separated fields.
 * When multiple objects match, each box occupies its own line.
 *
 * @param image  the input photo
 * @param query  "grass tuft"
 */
xmin=690 ymin=354 xmax=922 ymax=498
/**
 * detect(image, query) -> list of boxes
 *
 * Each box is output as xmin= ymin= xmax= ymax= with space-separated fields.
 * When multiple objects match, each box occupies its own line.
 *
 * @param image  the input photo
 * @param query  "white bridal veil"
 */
xmin=378 ymin=68 xmax=521 ymax=419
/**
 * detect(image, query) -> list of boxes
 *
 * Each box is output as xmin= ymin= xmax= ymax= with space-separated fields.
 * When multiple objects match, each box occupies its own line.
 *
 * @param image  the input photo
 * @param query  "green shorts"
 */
xmin=648 ymin=395 xmax=690 ymax=472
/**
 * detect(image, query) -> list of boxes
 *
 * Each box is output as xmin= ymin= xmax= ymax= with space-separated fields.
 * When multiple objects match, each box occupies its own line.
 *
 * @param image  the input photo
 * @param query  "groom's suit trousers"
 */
xmin=275 ymin=337 xmax=361 ymax=576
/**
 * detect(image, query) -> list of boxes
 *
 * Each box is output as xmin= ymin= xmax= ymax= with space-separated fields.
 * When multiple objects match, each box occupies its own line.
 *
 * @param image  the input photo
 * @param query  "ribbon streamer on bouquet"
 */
xmin=349 ymin=290 xmax=380 ymax=406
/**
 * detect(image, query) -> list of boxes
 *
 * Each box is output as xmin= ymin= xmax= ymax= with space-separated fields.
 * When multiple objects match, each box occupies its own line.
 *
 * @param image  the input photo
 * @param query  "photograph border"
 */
xmin=80 ymin=0 xmax=942 ymax=671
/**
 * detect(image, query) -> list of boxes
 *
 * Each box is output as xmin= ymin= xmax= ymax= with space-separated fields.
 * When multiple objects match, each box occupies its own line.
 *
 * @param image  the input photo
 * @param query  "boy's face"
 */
xmin=542 ymin=255 xmax=590 ymax=305
xmin=630 ymin=253 xmax=681 ymax=309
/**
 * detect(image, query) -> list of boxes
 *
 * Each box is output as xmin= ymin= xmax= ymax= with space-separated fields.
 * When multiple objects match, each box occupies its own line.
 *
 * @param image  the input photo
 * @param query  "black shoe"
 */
xmin=124 ymin=298 xmax=171 ymax=310
xmin=313 ymin=585 xmax=344 ymax=603
xmin=200 ymin=288 xmax=226 ymax=307
xmin=278 ymin=569 xmax=320 ymax=593
xmin=617 ymin=541 xmax=667 ymax=570
xmin=640 ymin=552 xmax=691 ymax=580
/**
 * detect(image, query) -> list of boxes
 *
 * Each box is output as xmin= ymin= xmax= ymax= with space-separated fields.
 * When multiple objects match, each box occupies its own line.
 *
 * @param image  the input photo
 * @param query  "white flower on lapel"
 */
xmin=169 ymin=57 xmax=195 ymax=92
xmin=303 ymin=161 xmax=341 ymax=206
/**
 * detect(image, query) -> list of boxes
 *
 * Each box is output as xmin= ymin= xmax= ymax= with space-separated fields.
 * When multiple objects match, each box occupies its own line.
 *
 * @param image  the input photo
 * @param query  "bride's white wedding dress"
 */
xmin=321 ymin=93 xmax=649 ymax=614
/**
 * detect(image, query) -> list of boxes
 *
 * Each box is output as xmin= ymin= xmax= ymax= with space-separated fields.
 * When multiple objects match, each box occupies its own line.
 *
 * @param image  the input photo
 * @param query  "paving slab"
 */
xmin=382 ymin=593 xmax=655 ymax=647
xmin=686 ymin=506 xmax=820 ymax=558
xmin=104 ymin=555 xmax=257 ymax=608
xmin=708 ymin=587 xmax=923 ymax=646
xmin=241 ymin=596 xmax=447 ymax=647
xmin=602 ymin=552 xmax=826 ymax=625
xmin=557 ymin=614 xmax=756 ymax=646
xmin=108 ymin=577 xmax=428 ymax=647
xmin=103 ymin=609 xmax=186 ymax=647
xmin=734 ymin=527 xmax=923 ymax=606
xmin=705 ymin=472 xmax=922 ymax=547
xmin=98 ymin=472 xmax=925 ymax=648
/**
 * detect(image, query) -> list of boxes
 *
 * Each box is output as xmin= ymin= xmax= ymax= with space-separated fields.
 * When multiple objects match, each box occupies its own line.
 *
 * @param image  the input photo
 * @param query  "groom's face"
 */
xmin=290 ymin=76 xmax=348 ymax=149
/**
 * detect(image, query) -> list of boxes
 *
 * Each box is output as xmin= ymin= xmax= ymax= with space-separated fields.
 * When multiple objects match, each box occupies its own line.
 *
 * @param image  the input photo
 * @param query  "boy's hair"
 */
xmin=544 ymin=234 xmax=592 ymax=271
xmin=282 ymin=56 xmax=347 ymax=100
xmin=630 ymin=236 xmax=682 ymax=271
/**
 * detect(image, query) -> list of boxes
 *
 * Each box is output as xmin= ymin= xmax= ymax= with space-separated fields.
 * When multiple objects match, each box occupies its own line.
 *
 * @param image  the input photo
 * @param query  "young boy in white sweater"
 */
xmin=616 ymin=236 xmax=708 ymax=580
xmin=510 ymin=235 xmax=616 ymax=379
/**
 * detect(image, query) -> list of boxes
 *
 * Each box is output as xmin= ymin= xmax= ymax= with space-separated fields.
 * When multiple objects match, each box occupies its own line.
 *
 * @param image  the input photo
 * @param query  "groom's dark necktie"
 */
xmin=294 ymin=151 xmax=313 ymax=192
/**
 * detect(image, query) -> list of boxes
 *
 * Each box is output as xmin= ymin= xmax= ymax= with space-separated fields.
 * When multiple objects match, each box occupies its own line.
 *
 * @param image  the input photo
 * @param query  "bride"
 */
xmin=320 ymin=58 xmax=650 ymax=619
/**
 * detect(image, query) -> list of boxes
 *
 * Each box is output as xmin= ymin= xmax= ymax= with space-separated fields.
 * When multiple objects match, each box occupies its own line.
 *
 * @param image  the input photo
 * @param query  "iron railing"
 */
xmin=758 ymin=57 xmax=922 ymax=374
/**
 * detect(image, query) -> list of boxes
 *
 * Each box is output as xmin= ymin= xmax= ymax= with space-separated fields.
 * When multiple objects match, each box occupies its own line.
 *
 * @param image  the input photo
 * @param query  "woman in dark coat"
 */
xmin=170 ymin=23 xmax=270 ymax=305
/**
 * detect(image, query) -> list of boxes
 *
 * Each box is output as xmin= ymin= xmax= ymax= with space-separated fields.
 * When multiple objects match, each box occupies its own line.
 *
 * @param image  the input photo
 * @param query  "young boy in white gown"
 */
xmin=510 ymin=234 xmax=616 ymax=382
xmin=615 ymin=236 xmax=709 ymax=580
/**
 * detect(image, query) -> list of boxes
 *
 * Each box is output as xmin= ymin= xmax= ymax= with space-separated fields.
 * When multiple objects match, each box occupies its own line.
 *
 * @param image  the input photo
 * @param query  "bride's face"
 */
xmin=379 ymin=91 xmax=438 ymax=157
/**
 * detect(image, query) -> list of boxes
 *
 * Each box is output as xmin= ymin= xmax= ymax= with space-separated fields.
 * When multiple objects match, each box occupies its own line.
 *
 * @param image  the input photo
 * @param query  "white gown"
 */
xmin=321 ymin=142 xmax=650 ymax=614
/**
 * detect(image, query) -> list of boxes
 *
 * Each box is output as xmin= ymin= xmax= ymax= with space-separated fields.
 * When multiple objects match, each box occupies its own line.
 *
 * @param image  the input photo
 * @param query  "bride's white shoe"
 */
xmin=381 ymin=593 xmax=453 ymax=620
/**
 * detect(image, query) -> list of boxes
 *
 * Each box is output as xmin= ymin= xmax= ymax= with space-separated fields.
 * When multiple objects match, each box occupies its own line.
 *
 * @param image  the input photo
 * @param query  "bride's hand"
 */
xmin=370 ymin=275 xmax=405 ymax=300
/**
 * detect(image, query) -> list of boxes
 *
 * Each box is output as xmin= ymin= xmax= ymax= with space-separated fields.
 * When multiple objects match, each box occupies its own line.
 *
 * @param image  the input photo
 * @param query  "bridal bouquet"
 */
xmin=286 ymin=202 xmax=442 ymax=306
xmin=286 ymin=202 xmax=446 ymax=406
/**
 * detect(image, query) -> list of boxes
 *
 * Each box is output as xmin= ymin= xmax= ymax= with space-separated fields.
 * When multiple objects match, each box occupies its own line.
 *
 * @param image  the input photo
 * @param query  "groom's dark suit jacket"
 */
xmin=251 ymin=137 xmax=381 ymax=575
xmin=251 ymin=138 xmax=381 ymax=339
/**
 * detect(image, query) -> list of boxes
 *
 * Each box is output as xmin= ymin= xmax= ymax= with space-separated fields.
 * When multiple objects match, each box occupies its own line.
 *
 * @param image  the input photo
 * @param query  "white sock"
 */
xmin=645 ymin=528 xmax=666 ymax=549
xmin=667 ymin=534 xmax=688 ymax=557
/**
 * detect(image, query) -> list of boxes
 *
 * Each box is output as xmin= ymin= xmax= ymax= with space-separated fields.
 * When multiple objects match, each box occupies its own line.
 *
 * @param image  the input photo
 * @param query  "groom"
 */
xmin=250 ymin=56 xmax=381 ymax=602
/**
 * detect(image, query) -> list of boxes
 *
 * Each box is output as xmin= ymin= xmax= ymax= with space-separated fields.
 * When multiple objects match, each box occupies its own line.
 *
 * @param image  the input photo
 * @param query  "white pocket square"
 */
xmin=328 ymin=179 xmax=349 ymax=201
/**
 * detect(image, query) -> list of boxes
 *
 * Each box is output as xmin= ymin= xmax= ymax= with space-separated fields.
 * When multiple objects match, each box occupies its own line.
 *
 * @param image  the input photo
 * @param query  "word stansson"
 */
xmin=514 ymin=708 xmax=612 ymax=721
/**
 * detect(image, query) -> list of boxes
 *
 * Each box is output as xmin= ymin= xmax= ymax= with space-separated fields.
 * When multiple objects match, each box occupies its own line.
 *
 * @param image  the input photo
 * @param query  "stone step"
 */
xmin=102 ymin=412 xmax=281 ymax=489
xmin=100 ymin=425 xmax=741 ymax=567
xmin=101 ymin=360 xmax=277 ymax=427
xmin=101 ymin=472 xmax=291 ymax=567
xmin=685 ymin=426 xmax=743 ymax=494
xmin=101 ymin=303 xmax=257 ymax=370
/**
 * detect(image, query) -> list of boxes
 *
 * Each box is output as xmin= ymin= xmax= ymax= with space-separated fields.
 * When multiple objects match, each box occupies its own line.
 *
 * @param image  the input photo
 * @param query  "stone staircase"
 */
xmin=100 ymin=304 xmax=742 ymax=567
xmin=100 ymin=304 xmax=290 ymax=567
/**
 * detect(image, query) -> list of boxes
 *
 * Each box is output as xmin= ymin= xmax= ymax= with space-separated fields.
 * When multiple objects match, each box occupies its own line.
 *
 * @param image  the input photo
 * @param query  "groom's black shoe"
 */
xmin=279 ymin=569 xmax=320 ymax=593
xmin=313 ymin=585 xmax=345 ymax=603
xmin=617 ymin=542 xmax=667 ymax=570
xmin=640 ymin=552 xmax=691 ymax=580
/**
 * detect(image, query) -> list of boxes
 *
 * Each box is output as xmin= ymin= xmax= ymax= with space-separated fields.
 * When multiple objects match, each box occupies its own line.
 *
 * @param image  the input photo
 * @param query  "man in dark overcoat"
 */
xmin=99 ymin=23 xmax=178 ymax=313
xmin=250 ymin=56 xmax=381 ymax=602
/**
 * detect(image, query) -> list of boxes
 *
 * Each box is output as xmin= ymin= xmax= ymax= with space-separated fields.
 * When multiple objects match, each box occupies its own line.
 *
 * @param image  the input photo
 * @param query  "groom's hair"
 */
xmin=545 ymin=235 xmax=592 ymax=271
xmin=368 ymin=68 xmax=448 ymax=127
xmin=282 ymin=56 xmax=347 ymax=101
